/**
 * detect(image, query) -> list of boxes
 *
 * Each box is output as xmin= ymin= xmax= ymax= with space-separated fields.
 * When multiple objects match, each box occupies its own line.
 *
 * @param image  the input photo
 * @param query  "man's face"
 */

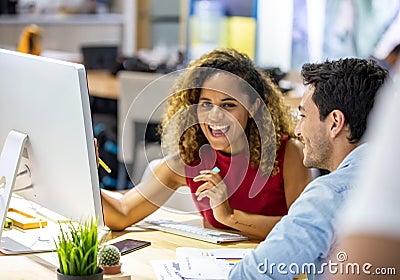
xmin=295 ymin=86 xmax=332 ymax=170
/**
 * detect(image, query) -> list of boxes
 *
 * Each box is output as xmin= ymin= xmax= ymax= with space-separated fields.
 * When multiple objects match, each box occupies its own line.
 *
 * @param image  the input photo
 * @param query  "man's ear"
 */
xmin=329 ymin=109 xmax=346 ymax=138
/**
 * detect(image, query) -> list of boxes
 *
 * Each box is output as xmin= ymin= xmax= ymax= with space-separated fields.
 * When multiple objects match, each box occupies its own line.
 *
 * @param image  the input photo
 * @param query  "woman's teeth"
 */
xmin=209 ymin=124 xmax=229 ymax=136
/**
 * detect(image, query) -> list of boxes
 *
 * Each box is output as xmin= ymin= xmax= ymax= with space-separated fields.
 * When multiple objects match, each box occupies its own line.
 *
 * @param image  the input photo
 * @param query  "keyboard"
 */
xmin=140 ymin=218 xmax=248 ymax=244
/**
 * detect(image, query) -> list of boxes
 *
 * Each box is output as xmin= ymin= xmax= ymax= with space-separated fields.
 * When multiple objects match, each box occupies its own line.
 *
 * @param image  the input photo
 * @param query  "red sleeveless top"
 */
xmin=185 ymin=137 xmax=289 ymax=229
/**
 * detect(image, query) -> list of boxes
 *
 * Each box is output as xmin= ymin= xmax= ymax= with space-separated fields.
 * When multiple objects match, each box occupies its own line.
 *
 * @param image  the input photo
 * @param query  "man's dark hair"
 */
xmin=301 ymin=58 xmax=388 ymax=143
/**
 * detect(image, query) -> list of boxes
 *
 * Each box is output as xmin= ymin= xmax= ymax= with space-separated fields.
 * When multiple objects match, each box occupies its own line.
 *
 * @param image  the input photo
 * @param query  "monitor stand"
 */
xmin=0 ymin=130 xmax=53 ymax=254
xmin=0 ymin=130 xmax=29 ymax=253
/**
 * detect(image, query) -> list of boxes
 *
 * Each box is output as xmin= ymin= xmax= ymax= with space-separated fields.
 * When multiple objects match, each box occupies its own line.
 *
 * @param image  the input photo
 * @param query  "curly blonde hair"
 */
xmin=159 ymin=48 xmax=295 ymax=176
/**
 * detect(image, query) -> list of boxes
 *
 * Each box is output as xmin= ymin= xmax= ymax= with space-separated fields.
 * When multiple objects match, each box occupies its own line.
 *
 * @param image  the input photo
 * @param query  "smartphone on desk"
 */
xmin=110 ymin=238 xmax=151 ymax=255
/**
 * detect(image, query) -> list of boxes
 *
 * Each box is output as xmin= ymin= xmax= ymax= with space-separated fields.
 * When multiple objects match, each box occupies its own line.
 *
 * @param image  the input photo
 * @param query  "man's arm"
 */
xmin=229 ymin=181 xmax=343 ymax=279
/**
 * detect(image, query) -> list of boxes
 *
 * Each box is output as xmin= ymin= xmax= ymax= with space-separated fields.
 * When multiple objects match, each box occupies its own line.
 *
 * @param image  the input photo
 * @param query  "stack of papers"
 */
xmin=151 ymin=247 xmax=253 ymax=279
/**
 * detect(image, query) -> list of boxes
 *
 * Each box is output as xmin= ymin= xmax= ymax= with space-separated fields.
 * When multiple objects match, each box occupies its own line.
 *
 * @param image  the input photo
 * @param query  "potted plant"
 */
xmin=54 ymin=218 xmax=103 ymax=280
xmin=98 ymin=244 xmax=122 ymax=275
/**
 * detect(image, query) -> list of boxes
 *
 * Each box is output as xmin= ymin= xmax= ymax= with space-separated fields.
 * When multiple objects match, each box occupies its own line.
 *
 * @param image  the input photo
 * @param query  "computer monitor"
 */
xmin=0 ymin=49 xmax=104 ymax=253
xmin=81 ymin=45 xmax=118 ymax=71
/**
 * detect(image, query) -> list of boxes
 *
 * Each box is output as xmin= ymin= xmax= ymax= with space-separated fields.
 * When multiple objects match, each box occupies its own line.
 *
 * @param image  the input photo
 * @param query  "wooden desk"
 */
xmin=0 ymin=208 xmax=257 ymax=280
xmin=86 ymin=70 xmax=119 ymax=100
xmin=115 ymin=230 xmax=259 ymax=279
xmin=0 ymin=233 xmax=258 ymax=280
xmin=0 ymin=207 xmax=308 ymax=279
xmin=0 ymin=254 xmax=56 ymax=279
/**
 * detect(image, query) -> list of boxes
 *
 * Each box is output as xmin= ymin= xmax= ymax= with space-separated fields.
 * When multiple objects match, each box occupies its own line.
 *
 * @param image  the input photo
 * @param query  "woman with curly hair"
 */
xmin=101 ymin=48 xmax=312 ymax=239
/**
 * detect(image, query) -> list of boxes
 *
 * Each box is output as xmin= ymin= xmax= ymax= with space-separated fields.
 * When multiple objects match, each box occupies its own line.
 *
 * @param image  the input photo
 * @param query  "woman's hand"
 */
xmin=94 ymin=138 xmax=99 ymax=168
xmin=194 ymin=169 xmax=233 ymax=222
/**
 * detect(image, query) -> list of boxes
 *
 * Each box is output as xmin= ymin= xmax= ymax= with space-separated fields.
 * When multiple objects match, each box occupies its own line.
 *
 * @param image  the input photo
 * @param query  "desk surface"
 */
xmin=0 ymin=232 xmax=258 ymax=280
xmin=0 ymin=207 xmax=308 ymax=279
xmin=86 ymin=70 xmax=120 ymax=100
xmin=0 ymin=208 xmax=257 ymax=280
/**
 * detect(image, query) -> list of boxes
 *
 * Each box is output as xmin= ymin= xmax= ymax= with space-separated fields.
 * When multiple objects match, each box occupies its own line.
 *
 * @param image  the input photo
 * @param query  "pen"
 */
xmin=211 ymin=166 xmax=220 ymax=173
xmin=99 ymin=157 xmax=112 ymax=173
xmin=198 ymin=166 xmax=220 ymax=176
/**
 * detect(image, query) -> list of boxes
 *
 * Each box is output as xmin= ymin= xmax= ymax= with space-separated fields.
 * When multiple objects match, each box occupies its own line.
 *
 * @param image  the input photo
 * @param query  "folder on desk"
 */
xmin=7 ymin=208 xmax=47 ymax=230
xmin=0 ymin=196 xmax=65 ymax=254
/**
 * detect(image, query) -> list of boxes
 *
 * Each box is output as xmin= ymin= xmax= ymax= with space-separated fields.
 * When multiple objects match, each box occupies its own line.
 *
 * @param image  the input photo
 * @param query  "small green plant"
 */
xmin=98 ymin=244 xmax=121 ymax=266
xmin=55 ymin=218 xmax=100 ymax=276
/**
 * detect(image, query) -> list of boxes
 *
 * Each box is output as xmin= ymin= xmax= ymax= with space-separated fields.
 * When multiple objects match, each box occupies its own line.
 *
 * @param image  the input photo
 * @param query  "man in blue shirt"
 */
xmin=229 ymin=58 xmax=388 ymax=280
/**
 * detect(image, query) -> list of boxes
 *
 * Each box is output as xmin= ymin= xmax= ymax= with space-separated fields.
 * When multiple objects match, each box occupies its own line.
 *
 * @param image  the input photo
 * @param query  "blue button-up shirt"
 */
xmin=229 ymin=144 xmax=367 ymax=280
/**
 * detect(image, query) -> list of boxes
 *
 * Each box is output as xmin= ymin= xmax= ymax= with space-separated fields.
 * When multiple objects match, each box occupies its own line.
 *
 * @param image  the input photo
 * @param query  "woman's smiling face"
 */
xmin=197 ymin=72 xmax=254 ymax=154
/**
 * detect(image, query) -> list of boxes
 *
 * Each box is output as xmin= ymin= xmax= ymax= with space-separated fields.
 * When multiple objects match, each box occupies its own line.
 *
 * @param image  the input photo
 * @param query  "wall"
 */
xmin=0 ymin=0 xmax=136 ymax=56
xmin=0 ymin=15 xmax=123 ymax=53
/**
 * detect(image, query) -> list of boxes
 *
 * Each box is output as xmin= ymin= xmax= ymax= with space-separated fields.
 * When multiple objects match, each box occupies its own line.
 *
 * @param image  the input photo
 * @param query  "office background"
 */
xmin=1 ymin=0 xmax=399 ymax=190
xmin=1 ymin=0 xmax=399 ymax=68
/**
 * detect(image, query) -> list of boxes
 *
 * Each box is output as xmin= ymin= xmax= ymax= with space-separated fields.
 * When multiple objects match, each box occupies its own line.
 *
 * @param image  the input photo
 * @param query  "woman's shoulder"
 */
xmin=161 ymin=153 xmax=186 ymax=173
xmin=283 ymin=137 xmax=305 ymax=161
xmin=277 ymin=135 xmax=301 ymax=154
xmin=286 ymin=137 xmax=303 ymax=149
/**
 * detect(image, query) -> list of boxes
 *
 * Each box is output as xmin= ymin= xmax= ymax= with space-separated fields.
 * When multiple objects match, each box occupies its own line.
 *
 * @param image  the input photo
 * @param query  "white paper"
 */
xmin=151 ymin=260 xmax=185 ymax=280
xmin=175 ymin=247 xmax=253 ymax=279
xmin=151 ymin=248 xmax=253 ymax=280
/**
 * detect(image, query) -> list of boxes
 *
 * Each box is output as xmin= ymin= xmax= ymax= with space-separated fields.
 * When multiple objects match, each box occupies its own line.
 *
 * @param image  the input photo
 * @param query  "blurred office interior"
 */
xmin=1 ymin=0 xmax=399 ymax=189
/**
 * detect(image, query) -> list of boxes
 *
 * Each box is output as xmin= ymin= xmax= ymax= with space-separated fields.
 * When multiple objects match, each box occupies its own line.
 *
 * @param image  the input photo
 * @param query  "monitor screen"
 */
xmin=0 ymin=49 xmax=103 ymax=226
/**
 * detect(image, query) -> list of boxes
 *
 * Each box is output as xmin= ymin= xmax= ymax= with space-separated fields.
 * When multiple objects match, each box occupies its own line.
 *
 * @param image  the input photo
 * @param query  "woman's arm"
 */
xmin=101 ymin=156 xmax=186 ymax=231
xmin=194 ymin=139 xmax=313 ymax=240
xmin=195 ymin=177 xmax=282 ymax=240
xmin=217 ymin=209 xmax=283 ymax=240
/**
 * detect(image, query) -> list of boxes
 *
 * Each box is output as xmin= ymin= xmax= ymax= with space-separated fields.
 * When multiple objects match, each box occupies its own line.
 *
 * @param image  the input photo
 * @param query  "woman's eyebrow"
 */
xmin=198 ymin=97 xmax=237 ymax=102
xmin=221 ymin=97 xmax=237 ymax=102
